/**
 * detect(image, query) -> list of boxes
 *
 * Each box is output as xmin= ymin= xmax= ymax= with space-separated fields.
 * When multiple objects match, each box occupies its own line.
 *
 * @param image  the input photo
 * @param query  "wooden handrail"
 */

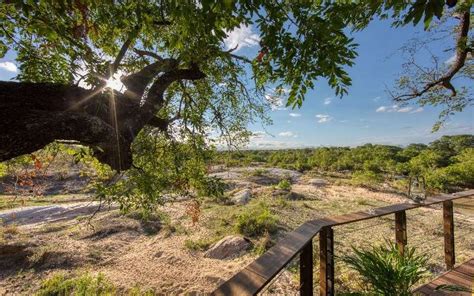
xmin=212 ymin=189 xmax=474 ymax=296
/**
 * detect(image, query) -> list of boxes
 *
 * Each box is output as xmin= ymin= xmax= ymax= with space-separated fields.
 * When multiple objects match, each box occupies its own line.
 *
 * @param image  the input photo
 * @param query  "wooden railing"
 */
xmin=212 ymin=189 xmax=474 ymax=296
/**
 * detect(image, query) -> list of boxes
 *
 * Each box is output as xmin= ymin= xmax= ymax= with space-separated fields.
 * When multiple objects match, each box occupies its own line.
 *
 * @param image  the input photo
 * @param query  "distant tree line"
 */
xmin=214 ymin=135 xmax=474 ymax=193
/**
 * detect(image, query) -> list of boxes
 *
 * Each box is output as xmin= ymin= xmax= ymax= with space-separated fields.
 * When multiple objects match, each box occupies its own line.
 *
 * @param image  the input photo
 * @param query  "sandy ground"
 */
xmin=0 ymin=202 xmax=107 ymax=228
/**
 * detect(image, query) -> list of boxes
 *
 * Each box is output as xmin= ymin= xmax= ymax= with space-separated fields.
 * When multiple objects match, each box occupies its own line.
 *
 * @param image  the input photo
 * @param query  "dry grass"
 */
xmin=0 ymin=176 xmax=472 ymax=295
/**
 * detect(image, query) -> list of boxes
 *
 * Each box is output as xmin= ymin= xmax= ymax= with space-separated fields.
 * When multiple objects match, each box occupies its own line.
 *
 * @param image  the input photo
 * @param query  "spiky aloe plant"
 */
xmin=342 ymin=243 xmax=429 ymax=296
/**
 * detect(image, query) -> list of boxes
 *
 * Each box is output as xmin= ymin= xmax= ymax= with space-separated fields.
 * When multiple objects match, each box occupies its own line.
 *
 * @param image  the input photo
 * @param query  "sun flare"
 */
xmin=105 ymin=76 xmax=125 ymax=92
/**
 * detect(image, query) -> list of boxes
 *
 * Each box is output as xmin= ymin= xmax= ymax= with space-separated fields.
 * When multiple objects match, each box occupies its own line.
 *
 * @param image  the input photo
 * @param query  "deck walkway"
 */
xmin=415 ymin=258 xmax=474 ymax=295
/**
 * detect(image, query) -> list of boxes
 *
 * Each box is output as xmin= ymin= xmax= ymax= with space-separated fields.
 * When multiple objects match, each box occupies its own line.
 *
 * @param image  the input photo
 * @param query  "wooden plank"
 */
xmin=443 ymin=200 xmax=455 ymax=270
xmin=414 ymin=258 xmax=474 ymax=295
xmin=395 ymin=210 xmax=407 ymax=255
xmin=319 ymin=227 xmax=334 ymax=296
xmin=212 ymin=190 xmax=474 ymax=295
xmin=300 ymin=240 xmax=313 ymax=296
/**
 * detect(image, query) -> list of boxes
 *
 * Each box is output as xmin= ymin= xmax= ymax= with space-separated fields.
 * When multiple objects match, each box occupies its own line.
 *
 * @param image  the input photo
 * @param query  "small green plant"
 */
xmin=236 ymin=203 xmax=278 ymax=237
xmin=128 ymin=286 xmax=156 ymax=296
xmin=276 ymin=179 xmax=292 ymax=191
xmin=341 ymin=243 xmax=429 ymax=296
xmin=36 ymin=272 xmax=116 ymax=296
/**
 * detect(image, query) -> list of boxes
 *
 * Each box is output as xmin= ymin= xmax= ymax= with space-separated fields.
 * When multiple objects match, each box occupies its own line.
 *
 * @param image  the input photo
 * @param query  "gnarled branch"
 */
xmin=393 ymin=7 xmax=471 ymax=101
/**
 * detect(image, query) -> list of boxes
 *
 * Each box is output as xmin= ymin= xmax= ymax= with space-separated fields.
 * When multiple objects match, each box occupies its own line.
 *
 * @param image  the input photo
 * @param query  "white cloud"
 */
xmin=397 ymin=106 xmax=413 ymax=113
xmin=410 ymin=107 xmax=424 ymax=113
xmin=224 ymin=24 xmax=260 ymax=52
xmin=0 ymin=61 xmax=17 ymax=72
xmin=373 ymin=96 xmax=381 ymax=102
xmin=289 ymin=113 xmax=301 ymax=117
xmin=278 ymin=131 xmax=296 ymax=137
xmin=323 ymin=97 xmax=332 ymax=105
xmin=376 ymin=104 xmax=418 ymax=113
xmin=315 ymin=114 xmax=333 ymax=123
xmin=250 ymin=131 xmax=266 ymax=139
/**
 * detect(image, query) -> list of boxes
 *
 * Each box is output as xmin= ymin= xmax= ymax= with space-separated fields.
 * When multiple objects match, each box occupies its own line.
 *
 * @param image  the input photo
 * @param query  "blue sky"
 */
xmin=224 ymin=18 xmax=473 ymax=148
xmin=1 ymin=17 xmax=472 ymax=149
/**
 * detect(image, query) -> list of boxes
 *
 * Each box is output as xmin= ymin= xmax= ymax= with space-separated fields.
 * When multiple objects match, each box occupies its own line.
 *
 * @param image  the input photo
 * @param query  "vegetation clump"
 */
xmin=236 ymin=203 xmax=278 ymax=237
xmin=342 ymin=243 xmax=429 ymax=296
xmin=276 ymin=179 xmax=292 ymax=191
xmin=36 ymin=273 xmax=116 ymax=296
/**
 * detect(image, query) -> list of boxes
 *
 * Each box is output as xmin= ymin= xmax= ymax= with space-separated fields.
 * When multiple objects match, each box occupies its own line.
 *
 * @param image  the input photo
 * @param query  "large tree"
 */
xmin=0 ymin=0 xmax=472 ymax=173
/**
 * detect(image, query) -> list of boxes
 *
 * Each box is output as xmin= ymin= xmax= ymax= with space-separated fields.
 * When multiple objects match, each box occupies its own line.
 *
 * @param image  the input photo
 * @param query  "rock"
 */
xmin=307 ymin=178 xmax=328 ymax=187
xmin=204 ymin=236 xmax=251 ymax=259
xmin=247 ymin=175 xmax=280 ymax=185
xmin=272 ymin=189 xmax=304 ymax=200
xmin=231 ymin=189 xmax=252 ymax=205
xmin=266 ymin=168 xmax=302 ymax=182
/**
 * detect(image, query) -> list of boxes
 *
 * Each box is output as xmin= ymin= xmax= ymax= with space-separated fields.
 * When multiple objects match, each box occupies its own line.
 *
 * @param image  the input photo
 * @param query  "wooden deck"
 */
xmin=415 ymin=258 xmax=474 ymax=295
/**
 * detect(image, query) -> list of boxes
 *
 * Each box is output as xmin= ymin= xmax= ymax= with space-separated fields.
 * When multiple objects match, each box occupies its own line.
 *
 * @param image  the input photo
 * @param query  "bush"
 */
xmin=350 ymin=170 xmax=383 ymax=188
xmin=236 ymin=203 xmax=278 ymax=237
xmin=276 ymin=179 xmax=292 ymax=191
xmin=342 ymin=243 xmax=429 ymax=296
xmin=36 ymin=273 xmax=116 ymax=296
xmin=196 ymin=176 xmax=227 ymax=200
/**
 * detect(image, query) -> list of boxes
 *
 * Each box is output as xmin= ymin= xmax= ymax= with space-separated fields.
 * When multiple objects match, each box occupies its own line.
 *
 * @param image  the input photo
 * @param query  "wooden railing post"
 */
xmin=300 ymin=240 xmax=313 ymax=296
xmin=443 ymin=200 xmax=455 ymax=270
xmin=395 ymin=211 xmax=407 ymax=255
xmin=319 ymin=227 xmax=334 ymax=296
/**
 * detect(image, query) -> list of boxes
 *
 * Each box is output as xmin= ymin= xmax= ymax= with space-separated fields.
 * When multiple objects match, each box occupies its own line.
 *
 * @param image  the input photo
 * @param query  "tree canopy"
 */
xmin=0 ymin=0 xmax=472 ymax=209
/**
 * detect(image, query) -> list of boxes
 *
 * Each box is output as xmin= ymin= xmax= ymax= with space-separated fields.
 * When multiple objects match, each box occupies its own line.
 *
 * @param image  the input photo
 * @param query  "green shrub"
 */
xmin=350 ymin=170 xmax=383 ymax=188
xmin=36 ymin=273 xmax=116 ymax=296
xmin=342 ymin=243 xmax=429 ymax=296
xmin=236 ymin=203 xmax=278 ymax=237
xmin=196 ymin=176 xmax=227 ymax=201
xmin=276 ymin=179 xmax=292 ymax=191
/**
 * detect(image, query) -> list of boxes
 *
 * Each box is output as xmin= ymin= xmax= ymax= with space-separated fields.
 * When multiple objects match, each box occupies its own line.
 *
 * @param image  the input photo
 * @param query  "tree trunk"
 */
xmin=1 ymin=81 xmax=145 ymax=170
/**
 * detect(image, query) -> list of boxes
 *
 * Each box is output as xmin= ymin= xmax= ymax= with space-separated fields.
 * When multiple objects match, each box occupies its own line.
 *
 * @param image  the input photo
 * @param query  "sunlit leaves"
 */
xmin=2 ymin=0 xmax=456 ymax=106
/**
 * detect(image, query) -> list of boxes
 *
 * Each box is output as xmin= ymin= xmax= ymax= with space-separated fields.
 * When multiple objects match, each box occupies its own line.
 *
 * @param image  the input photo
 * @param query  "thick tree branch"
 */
xmin=0 ymin=60 xmax=206 ymax=171
xmin=133 ymin=49 xmax=164 ymax=61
